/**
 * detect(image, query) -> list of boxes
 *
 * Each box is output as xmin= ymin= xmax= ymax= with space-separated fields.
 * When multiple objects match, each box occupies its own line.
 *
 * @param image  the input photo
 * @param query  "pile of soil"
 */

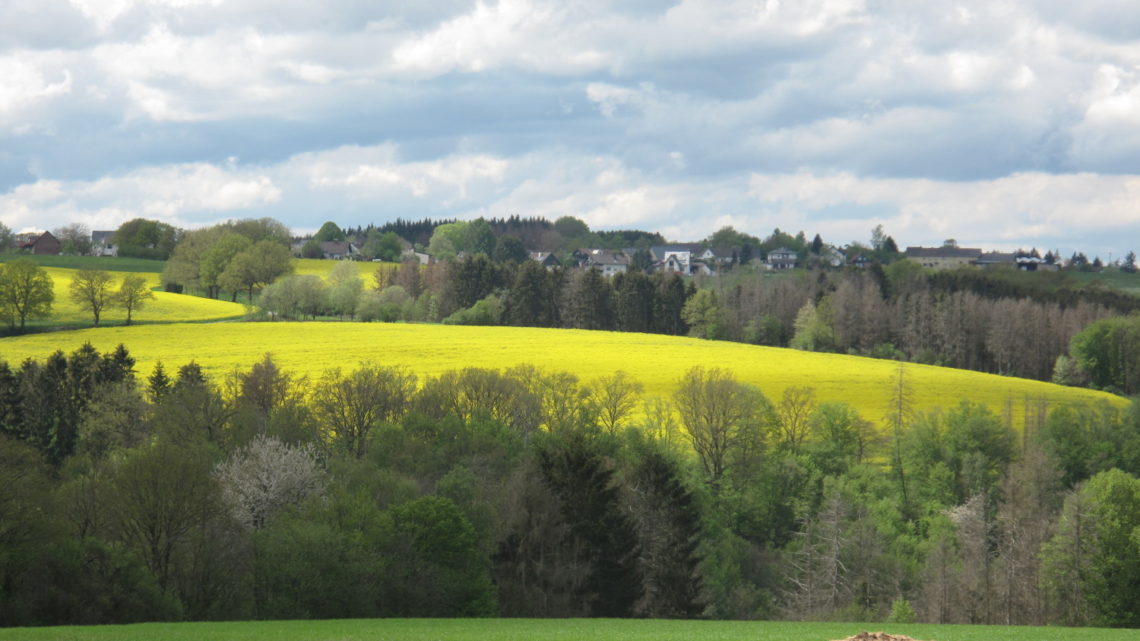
xmin=832 ymin=633 xmax=927 ymax=641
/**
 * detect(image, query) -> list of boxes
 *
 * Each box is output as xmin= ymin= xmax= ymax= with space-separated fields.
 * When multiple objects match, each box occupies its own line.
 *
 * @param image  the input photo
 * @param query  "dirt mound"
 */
xmin=833 ymin=633 xmax=927 ymax=641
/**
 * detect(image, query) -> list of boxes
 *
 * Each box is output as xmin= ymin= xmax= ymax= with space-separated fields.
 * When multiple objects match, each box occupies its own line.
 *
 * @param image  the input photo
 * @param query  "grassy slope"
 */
xmin=0 ymin=618 xmax=1135 ymax=641
xmin=0 ymin=322 xmax=1121 ymax=426
xmin=39 ymin=267 xmax=246 ymax=326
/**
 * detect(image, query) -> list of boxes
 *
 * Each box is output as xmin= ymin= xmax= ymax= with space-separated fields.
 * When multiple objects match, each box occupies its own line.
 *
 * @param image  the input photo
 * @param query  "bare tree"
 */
xmin=591 ymin=370 xmax=643 ymax=436
xmin=776 ymin=386 xmax=816 ymax=452
xmin=311 ymin=364 xmax=416 ymax=458
xmin=215 ymin=434 xmax=325 ymax=530
xmin=673 ymin=366 xmax=772 ymax=489
xmin=54 ymin=222 xmax=93 ymax=255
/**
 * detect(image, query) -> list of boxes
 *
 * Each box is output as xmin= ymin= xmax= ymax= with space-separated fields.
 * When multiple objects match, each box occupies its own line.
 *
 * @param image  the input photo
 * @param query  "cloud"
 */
xmin=1 ymin=0 xmax=1140 ymax=259
xmin=0 ymin=162 xmax=280 ymax=232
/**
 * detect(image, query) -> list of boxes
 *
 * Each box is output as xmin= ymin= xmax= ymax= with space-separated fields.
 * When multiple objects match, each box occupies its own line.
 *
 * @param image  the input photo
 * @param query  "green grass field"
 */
xmin=0 ymin=322 xmax=1121 ymax=427
xmin=0 ymin=253 xmax=166 ymax=273
xmin=0 ymin=618 xmax=1135 ymax=641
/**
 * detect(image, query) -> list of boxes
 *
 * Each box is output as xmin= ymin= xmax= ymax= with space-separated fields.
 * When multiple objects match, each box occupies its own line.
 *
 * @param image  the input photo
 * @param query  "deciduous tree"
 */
xmin=69 ymin=268 xmax=115 ymax=326
xmin=0 ymin=259 xmax=54 ymax=330
xmin=116 ymin=275 xmax=154 ymax=325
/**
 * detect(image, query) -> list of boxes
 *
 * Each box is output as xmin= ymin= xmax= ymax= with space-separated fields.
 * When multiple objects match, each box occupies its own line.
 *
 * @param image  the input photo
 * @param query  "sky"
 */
xmin=2 ymin=0 xmax=1140 ymax=258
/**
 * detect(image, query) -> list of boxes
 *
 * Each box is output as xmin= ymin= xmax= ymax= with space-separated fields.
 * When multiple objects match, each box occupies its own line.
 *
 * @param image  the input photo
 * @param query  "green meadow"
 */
xmin=1 ymin=619 xmax=1137 ymax=641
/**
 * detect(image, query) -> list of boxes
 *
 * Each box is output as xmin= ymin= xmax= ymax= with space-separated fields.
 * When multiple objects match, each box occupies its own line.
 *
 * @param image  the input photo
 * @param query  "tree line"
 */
xmin=277 ymin=252 xmax=1126 ymax=388
xmin=0 ymin=260 xmax=156 ymax=332
xmin=2 ymin=346 xmax=1140 ymax=627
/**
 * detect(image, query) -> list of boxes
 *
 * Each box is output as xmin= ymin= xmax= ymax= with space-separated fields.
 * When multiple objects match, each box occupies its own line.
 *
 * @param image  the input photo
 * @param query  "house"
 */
xmin=402 ymin=249 xmax=432 ymax=265
xmin=19 ymin=231 xmax=61 ymax=255
xmin=660 ymin=253 xmax=686 ymax=274
xmin=571 ymin=249 xmax=629 ymax=277
xmin=848 ymin=254 xmax=872 ymax=269
xmin=650 ymin=246 xmax=692 ymax=273
xmin=91 ymin=230 xmax=118 ymax=256
xmin=319 ymin=241 xmax=353 ymax=260
xmin=904 ymin=246 xmax=981 ymax=270
xmin=765 ymin=247 xmax=798 ymax=270
xmin=822 ymin=246 xmax=846 ymax=268
xmin=976 ymin=251 xmax=1017 ymax=268
xmin=529 ymin=251 xmax=561 ymax=269
xmin=586 ymin=250 xmax=629 ymax=277
xmin=709 ymin=246 xmax=740 ymax=265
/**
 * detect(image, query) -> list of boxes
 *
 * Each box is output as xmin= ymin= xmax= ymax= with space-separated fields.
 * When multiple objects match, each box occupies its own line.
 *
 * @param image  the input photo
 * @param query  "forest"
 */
xmin=3 ymin=345 xmax=1140 ymax=628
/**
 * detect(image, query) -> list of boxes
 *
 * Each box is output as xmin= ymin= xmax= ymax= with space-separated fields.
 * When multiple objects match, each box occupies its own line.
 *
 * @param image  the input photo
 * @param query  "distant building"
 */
xmin=19 ymin=231 xmax=61 ymax=255
xmin=91 ymin=230 xmax=118 ymax=256
xmin=976 ymin=251 xmax=1017 ymax=268
xmin=766 ymin=247 xmax=798 ymax=270
xmin=904 ymin=246 xmax=981 ymax=270
xmin=528 ymin=251 xmax=561 ymax=269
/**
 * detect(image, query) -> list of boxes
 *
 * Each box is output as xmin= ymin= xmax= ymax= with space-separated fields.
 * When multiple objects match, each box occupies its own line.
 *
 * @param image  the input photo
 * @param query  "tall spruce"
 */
xmin=538 ymin=439 xmax=643 ymax=617
xmin=631 ymin=450 xmax=705 ymax=617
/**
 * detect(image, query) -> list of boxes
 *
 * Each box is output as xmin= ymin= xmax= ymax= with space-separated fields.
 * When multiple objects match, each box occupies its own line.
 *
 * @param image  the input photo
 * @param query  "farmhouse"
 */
xmin=19 ymin=231 xmax=61 ymax=255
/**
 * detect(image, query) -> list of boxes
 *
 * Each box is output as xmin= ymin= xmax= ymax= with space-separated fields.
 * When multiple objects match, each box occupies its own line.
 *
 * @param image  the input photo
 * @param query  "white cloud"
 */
xmin=0 ymin=55 xmax=72 ymax=127
xmin=0 ymin=162 xmax=280 ymax=231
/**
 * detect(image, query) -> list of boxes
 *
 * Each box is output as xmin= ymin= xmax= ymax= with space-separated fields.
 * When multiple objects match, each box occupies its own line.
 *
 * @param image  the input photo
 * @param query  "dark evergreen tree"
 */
xmin=630 ymin=248 xmax=654 ymax=273
xmin=811 ymin=234 xmax=824 ymax=254
xmin=653 ymin=274 xmax=690 ymax=335
xmin=19 ymin=351 xmax=71 ymax=465
xmin=504 ymin=261 xmax=560 ymax=327
xmin=0 ymin=361 xmax=22 ymax=439
xmin=615 ymin=271 xmax=656 ymax=333
xmin=493 ymin=236 xmax=529 ymax=264
xmin=738 ymin=244 xmax=753 ymax=265
xmin=631 ymin=450 xmax=705 ymax=618
xmin=451 ymin=255 xmax=501 ymax=310
xmin=565 ymin=268 xmax=615 ymax=331
xmin=538 ymin=439 xmax=643 ymax=617
xmin=147 ymin=362 xmax=171 ymax=404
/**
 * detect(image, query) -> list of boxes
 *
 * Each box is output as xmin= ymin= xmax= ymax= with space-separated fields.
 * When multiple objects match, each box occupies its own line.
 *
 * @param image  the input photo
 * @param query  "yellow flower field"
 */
xmin=292 ymin=258 xmax=398 ymax=281
xmin=41 ymin=267 xmax=246 ymax=325
xmin=0 ymin=321 xmax=1122 ymax=427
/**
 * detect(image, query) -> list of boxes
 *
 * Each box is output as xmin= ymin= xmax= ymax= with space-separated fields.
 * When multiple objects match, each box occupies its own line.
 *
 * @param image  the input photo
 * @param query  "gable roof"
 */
xmin=905 ymin=246 xmax=981 ymax=259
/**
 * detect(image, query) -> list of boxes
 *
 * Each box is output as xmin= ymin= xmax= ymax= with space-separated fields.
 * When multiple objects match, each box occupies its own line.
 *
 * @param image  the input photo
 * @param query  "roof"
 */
xmin=905 ymin=246 xmax=981 ymax=259
xmin=590 ymin=251 xmax=629 ymax=266
xmin=92 ymin=230 xmax=115 ymax=244
xmin=977 ymin=252 xmax=1017 ymax=264
xmin=319 ymin=241 xmax=351 ymax=256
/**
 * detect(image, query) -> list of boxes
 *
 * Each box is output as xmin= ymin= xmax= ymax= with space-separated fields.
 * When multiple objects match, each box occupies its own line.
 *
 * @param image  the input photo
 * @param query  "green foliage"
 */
xmin=682 ymin=289 xmax=725 ymax=340
xmin=314 ymin=221 xmax=345 ymax=242
xmin=0 ymin=258 xmax=54 ymax=330
xmin=1070 ymin=315 xmax=1140 ymax=395
xmin=888 ymin=597 xmax=917 ymax=623
xmin=1042 ymin=469 xmax=1140 ymax=628
xmin=383 ymin=496 xmax=498 ymax=616
xmin=116 ymin=274 xmax=155 ymax=325
xmin=114 ymin=218 xmax=179 ymax=260
xmin=443 ymin=293 xmax=502 ymax=326
xmin=362 ymin=230 xmax=403 ymax=262
xmin=69 ymin=267 xmax=115 ymax=326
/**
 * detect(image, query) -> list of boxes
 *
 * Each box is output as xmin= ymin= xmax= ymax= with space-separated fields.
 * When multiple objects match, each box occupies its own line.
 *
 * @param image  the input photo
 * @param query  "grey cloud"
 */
xmin=0 ymin=0 xmax=95 ymax=51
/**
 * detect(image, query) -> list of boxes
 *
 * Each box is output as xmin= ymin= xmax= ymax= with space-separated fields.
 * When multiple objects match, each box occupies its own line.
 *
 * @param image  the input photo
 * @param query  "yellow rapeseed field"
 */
xmin=0 ymin=322 xmax=1122 ymax=427
xmin=41 ymin=267 xmax=246 ymax=325
xmin=292 ymin=258 xmax=398 ymax=282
